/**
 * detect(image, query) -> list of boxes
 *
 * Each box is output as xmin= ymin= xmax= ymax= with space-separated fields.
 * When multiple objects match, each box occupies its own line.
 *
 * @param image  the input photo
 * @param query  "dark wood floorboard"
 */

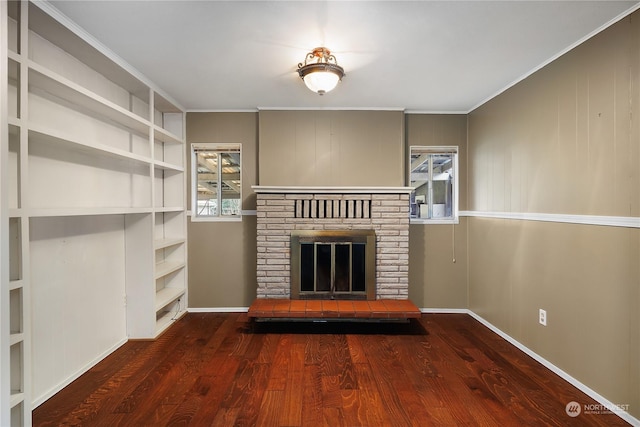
xmin=33 ymin=313 xmax=631 ymax=426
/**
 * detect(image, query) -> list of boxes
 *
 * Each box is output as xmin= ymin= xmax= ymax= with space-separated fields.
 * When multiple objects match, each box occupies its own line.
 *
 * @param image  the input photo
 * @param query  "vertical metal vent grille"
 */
xmin=294 ymin=197 xmax=371 ymax=219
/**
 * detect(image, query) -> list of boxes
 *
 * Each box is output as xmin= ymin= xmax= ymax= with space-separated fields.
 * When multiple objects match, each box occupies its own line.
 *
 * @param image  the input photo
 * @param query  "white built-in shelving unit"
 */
xmin=1 ymin=1 xmax=188 ymax=424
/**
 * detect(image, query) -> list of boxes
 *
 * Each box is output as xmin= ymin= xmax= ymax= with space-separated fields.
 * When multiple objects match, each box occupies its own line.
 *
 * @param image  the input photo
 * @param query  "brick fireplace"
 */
xmin=253 ymin=187 xmax=412 ymax=300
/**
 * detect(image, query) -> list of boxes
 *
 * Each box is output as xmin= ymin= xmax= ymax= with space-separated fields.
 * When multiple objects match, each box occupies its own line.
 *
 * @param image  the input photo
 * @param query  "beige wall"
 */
xmin=406 ymin=114 xmax=468 ymax=308
xmin=468 ymin=13 xmax=640 ymax=417
xmin=186 ymin=112 xmax=258 ymax=307
xmin=258 ymin=110 xmax=405 ymax=186
xmin=186 ymin=110 xmax=468 ymax=309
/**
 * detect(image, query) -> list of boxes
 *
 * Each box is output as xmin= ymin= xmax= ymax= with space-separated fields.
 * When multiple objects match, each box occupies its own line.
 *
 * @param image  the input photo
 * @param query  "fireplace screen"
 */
xmin=291 ymin=230 xmax=376 ymax=300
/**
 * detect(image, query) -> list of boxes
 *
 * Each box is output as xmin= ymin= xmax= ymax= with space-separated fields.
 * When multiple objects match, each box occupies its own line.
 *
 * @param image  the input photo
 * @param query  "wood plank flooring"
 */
xmin=33 ymin=313 xmax=631 ymax=426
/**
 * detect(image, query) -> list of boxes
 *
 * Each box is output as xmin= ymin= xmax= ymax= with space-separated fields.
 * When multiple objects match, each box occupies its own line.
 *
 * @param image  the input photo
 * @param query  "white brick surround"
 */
xmin=253 ymin=187 xmax=412 ymax=300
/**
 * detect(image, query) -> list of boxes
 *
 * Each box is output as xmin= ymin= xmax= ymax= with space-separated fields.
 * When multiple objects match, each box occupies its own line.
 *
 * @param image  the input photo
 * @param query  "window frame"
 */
xmin=409 ymin=145 xmax=459 ymax=225
xmin=190 ymin=143 xmax=242 ymax=222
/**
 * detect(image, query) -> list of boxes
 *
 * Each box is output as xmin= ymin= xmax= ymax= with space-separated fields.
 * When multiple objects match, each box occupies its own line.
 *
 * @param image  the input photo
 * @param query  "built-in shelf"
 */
xmin=154 ymin=126 xmax=183 ymax=145
xmin=28 ymin=125 xmax=153 ymax=167
xmin=1 ymin=3 xmax=187 ymax=423
xmin=155 ymin=260 xmax=185 ymax=280
xmin=9 ymin=280 xmax=23 ymax=292
xmin=154 ymin=160 xmax=184 ymax=172
xmin=8 ymin=117 xmax=21 ymax=128
xmin=8 ymin=50 xmax=21 ymax=63
xmin=9 ymin=334 xmax=24 ymax=347
xmin=155 ymin=207 xmax=185 ymax=213
xmin=28 ymin=63 xmax=150 ymax=135
xmin=155 ymin=308 xmax=186 ymax=336
xmin=28 ymin=207 xmax=153 ymax=217
xmin=155 ymin=287 xmax=185 ymax=312
xmin=154 ymin=238 xmax=185 ymax=250
xmin=10 ymin=393 xmax=24 ymax=409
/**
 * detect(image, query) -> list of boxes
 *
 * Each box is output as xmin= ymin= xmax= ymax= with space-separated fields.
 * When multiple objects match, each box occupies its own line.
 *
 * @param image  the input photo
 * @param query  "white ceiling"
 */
xmin=49 ymin=0 xmax=640 ymax=113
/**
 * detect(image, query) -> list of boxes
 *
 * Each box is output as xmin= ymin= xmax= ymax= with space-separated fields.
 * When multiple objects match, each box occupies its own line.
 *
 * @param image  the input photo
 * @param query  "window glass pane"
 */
xmin=410 ymin=147 xmax=457 ymax=221
xmin=432 ymin=153 xmax=453 ymax=218
xmin=219 ymin=152 xmax=241 ymax=216
xmin=196 ymin=151 xmax=218 ymax=216
xmin=192 ymin=144 xmax=241 ymax=219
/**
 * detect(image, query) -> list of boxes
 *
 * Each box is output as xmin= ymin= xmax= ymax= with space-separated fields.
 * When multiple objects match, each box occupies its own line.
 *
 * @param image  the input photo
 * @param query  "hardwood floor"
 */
xmin=33 ymin=313 xmax=630 ymax=426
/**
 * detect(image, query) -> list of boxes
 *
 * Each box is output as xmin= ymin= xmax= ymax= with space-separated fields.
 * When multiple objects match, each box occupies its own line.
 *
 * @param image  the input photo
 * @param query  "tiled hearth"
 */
xmin=247 ymin=298 xmax=421 ymax=320
xmin=253 ymin=186 xmax=413 ymax=300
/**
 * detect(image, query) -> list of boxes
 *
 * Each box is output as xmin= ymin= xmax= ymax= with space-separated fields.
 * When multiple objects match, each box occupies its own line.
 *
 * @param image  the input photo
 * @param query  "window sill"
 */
xmin=410 ymin=217 xmax=459 ymax=225
xmin=190 ymin=215 xmax=243 ymax=223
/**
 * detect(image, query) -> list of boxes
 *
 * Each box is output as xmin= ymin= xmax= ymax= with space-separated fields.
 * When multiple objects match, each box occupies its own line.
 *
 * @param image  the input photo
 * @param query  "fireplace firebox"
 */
xmin=290 ymin=230 xmax=376 ymax=300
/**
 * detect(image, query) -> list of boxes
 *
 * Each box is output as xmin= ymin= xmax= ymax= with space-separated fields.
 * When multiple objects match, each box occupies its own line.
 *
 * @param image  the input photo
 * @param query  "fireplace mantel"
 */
xmin=252 ymin=186 xmax=414 ymax=194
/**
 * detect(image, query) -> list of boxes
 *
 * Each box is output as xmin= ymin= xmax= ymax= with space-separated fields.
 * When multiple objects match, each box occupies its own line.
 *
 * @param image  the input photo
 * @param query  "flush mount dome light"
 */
xmin=297 ymin=47 xmax=345 ymax=95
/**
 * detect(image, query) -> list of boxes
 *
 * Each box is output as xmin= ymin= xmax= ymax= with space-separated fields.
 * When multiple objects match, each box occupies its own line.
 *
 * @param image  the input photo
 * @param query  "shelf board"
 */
xmin=10 ymin=333 xmax=24 ymax=346
xmin=154 ymin=160 xmax=184 ymax=172
xmin=155 ymin=308 xmax=186 ymax=337
xmin=155 ymin=260 xmax=185 ymax=280
xmin=155 ymin=287 xmax=185 ymax=312
xmin=154 ymin=126 xmax=183 ymax=145
xmin=8 ymin=117 xmax=21 ymax=128
xmin=29 ymin=207 xmax=153 ymax=218
xmin=28 ymin=62 xmax=151 ymax=135
xmin=154 ymin=237 xmax=185 ymax=250
xmin=10 ymin=392 xmax=24 ymax=409
xmin=9 ymin=280 xmax=23 ymax=292
xmin=28 ymin=125 xmax=153 ymax=167
xmin=9 ymin=208 xmax=22 ymax=218
xmin=154 ymin=207 xmax=185 ymax=213
xmin=8 ymin=50 xmax=21 ymax=63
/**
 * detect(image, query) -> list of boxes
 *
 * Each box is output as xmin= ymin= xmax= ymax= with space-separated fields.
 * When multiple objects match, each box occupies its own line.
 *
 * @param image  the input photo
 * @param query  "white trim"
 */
xmin=467 ymin=311 xmax=639 ymax=426
xmin=420 ymin=308 xmax=468 ymax=314
xmin=32 ymin=337 xmax=128 ymax=408
xmin=252 ymin=186 xmax=414 ymax=194
xmin=188 ymin=307 xmax=249 ymax=313
xmin=187 ymin=109 xmax=258 ymax=113
xmin=256 ymin=107 xmax=406 ymax=112
xmin=467 ymin=3 xmax=640 ymax=114
xmin=405 ymin=110 xmax=467 ymax=115
xmin=190 ymin=215 xmax=242 ymax=223
xmin=460 ymin=211 xmax=640 ymax=229
xmin=411 ymin=218 xmax=459 ymax=225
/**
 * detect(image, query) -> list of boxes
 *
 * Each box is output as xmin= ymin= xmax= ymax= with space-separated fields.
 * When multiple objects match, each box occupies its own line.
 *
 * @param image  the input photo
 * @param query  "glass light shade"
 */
xmin=303 ymin=71 xmax=340 ymax=95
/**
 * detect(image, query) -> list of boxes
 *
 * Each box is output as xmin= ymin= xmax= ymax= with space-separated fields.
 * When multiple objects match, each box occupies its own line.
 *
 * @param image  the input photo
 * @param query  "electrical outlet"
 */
xmin=539 ymin=309 xmax=547 ymax=326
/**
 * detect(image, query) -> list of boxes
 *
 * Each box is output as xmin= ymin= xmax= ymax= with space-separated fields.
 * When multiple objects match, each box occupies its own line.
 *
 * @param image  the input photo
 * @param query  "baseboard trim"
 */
xmin=32 ymin=337 xmax=129 ymax=409
xmin=188 ymin=307 xmax=250 ymax=313
xmin=466 ymin=311 xmax=639 ymax=426
xmin=420 ymin=308 xmax=468 ymax=314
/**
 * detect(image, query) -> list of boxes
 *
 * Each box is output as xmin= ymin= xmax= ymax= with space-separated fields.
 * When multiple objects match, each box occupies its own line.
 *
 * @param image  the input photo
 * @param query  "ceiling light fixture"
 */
xmin=297 ymin=47 xmax=345 ymax=95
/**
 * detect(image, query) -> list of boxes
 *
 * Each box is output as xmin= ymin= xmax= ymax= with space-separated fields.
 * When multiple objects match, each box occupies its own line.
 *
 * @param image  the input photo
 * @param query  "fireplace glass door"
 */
xmin=291 ymin=230 xmax=375 ymax=300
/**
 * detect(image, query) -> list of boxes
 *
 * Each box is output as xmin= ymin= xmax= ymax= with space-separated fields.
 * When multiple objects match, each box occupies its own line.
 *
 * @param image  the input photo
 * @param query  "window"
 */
xmin=191 ymin=143 xmax=241 ymax=221
xmin=409 ymin=146 xmax=458 ymax=223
